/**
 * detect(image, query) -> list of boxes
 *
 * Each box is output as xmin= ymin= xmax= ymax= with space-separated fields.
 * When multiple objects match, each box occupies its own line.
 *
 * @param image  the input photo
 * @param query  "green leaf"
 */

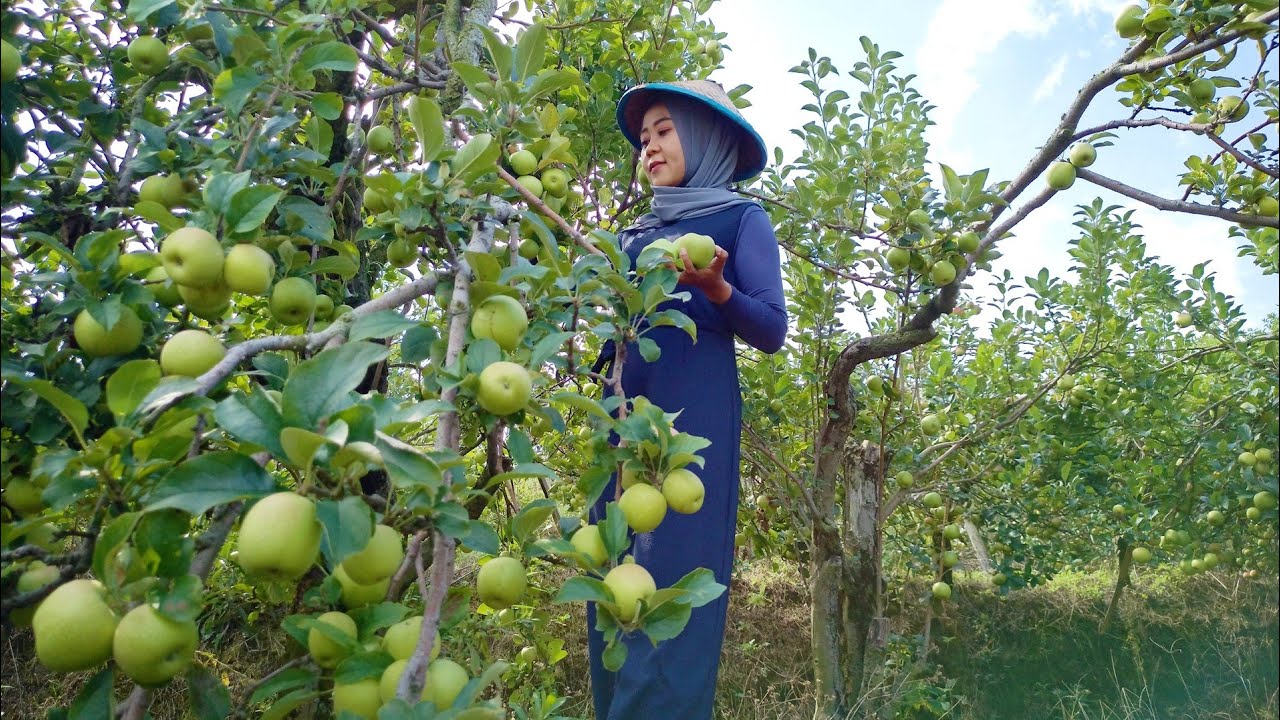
xmin=375 ymin=434 xmax=443 ymax=491
xmin=154 ymin=573 xmax=204 ymax=623
xmin=401 ymin=325 xmax=438 ymax=364
xmin=107 ymin=359 xmax=163 ymax=418
xmin=8 ymin=377 xmax=88 ymax=445
xmin=349 ymin=602 xmax=410 ymax=639
xmin=261 ymin=689 xmax=321 ymax=720
xmin=186 ymin=665 xmax=232 ymax=720
xmin=511 ymin=499 xmax=557 ymax=543
xmin=312 ymin=92 xmax=344 ymax=120
xmin=601 ymin=502 xmax=628 ymax=561
xmin=464 ymin=250 xmax=502 ymax=283
xmin=282 ymin=342 xmax=390 ymax=428
xmin=317 ymin=496 xmax=375 ymax=569
xmin=450 ymin=132 xmax=499 ymax=183
xmin=550 ymin=390 xmax=612 ymax=419
xmin=134 ymin=200 xmax=184 ymax=232
xmin=457 ymin=520 xmax=501 ymax=555
xmin=67 ymin=668 xmax=114 ymax=720
xmin=212 ymin=67 xmax=263 ymax=116
xmin=479 ymin=25 xmax=513 ymax=81
xmin=203 ymin=171 xmax=252 ymax=215
xmin=602 ymin=637 xmax=627 ymax=671
xmin=214 ymin=390 xmax=286 ymax=458
xmin=93 ymin=512 xmax=141 ymax=580
xmin=333 ymin=651 xmax=393 ymax=684
xmin=303 ymin=255 xmax=358 ymax=278
xmin=406 ymin=95 xmax=445 ymax=163
xmin=135 ymin=510 xmax=194 ymax=579
xmin=299 ymin=41 xmax=359 ymax=73
xmin=143 ymin=451 xmax=277 ymax=515
xmin=554 ymin=575 xmax=613 ymax=604
xmin=513 ymin=23 xmax=547 ymax=81
xmin=227 ymin=184 xmax=284 ymax=234
xmin=249 ymin=667 xmax=318 ymax=705
xmin=669 ymin=567 xmax=725 ymax=608
xmin=349 ymin=311 xmax=421 ymax=343
xmin=126 ymin=0 xmax=174 ymax=22
xmin=641 ymin=598 xmax=692 ymax=643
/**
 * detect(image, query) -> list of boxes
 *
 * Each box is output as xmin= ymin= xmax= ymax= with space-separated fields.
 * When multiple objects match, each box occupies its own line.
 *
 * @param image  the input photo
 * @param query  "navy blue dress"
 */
xmin=586 ymin=203 xmax=788 ymax=719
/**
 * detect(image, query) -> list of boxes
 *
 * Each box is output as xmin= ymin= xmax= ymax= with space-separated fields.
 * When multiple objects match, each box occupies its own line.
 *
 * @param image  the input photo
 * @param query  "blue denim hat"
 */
xmin=616 ymin=79 xmax=767 ymax=183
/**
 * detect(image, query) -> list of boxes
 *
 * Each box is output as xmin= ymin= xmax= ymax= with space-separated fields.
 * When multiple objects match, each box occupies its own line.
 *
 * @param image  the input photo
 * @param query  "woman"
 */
xmin=586 ymin=79 xmax=788 ymax=719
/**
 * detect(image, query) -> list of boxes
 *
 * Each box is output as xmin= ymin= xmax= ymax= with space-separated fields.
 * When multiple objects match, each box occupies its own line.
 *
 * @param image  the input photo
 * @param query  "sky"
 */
xmin=702 ymin=0 xmax=1279 ymax=328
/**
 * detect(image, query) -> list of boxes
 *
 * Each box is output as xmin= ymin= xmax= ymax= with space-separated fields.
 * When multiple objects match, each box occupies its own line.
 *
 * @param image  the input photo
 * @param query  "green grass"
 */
xmin=2 ymin=560 xmax=1275 ymax=720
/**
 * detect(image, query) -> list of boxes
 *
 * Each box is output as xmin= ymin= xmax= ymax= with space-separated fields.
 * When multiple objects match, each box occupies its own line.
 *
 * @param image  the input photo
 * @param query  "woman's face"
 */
xmin=639 ymin=102 xmax=686 ymax=187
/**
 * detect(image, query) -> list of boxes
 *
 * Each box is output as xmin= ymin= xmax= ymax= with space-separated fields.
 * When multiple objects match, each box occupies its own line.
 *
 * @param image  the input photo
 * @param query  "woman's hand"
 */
xmin=676 ymin=246 xmax=733 ymax=304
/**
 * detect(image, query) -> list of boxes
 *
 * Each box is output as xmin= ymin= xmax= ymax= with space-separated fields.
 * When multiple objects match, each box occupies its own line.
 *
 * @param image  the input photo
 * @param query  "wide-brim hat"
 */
xmin=616 ymin=79 xmax=767 ymax=183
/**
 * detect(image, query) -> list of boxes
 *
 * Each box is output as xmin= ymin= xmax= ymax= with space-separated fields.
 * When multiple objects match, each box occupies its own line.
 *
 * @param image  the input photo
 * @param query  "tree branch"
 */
xmin=1077 ymin=167 xmax=1278 ymax=228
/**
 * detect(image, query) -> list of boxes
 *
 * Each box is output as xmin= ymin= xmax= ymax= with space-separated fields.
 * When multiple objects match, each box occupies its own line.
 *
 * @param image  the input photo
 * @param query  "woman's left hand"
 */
xmin=676 ymin=246 xmax=733 ymax=304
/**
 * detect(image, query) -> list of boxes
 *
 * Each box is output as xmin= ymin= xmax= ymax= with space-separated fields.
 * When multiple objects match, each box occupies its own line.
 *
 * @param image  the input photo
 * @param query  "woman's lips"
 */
xmin=648 ymin=161 xmax=665 ymax=173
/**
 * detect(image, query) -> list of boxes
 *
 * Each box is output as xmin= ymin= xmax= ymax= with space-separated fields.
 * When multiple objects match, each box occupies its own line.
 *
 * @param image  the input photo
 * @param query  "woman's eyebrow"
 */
xmin=641 ymin=115 xmax=673 ymax=133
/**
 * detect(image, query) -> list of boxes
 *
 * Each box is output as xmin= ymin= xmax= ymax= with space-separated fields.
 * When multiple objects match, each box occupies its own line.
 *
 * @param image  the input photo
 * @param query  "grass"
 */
xmin=1 ymin=558 xmax=1275 ymax=720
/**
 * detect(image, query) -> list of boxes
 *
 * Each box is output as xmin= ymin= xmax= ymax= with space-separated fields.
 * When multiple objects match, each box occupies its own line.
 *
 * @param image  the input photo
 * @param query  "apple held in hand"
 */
xmin=619 ymin=483 xmax=667 ymax=532
xmin=159 ymin=329 xmax=226 ymax=377
xmin=112 ymin=604 xmax=199 ymax=687
xmin=270 ymin=276 xmax=317 ymax=326
xmin=603 ymin=560 xmax=657 ymax=622
xmin=74 ymin=305 xmax=144 ymax=357
xmin=308 ymin=610 xmax=357 ymax=669
xmin=476 ymin=361 xmax=532 ymax=416
xmin=470 ymin=294 xmax=528 ymax=351
xmin=33 ymin=579 xmax=118 ymax=672
xmin=673 ymin=232 xmax=716 ymax=269
xmin=476 ymin=556 xmax=528 ymax=609
xmin=662 ymin=468 xmax=705 ymax=514
xmin=161 ymin=227 xmax=225 ymax=288
xmin=224 ymin=244 xmax=276 ymax=296
xmin=127 ymin=36 xmax=169 ymax=76
xmin=340 ymin=524 xmax=404 ymax=585
xmin=235 ymin=491 xmax=322 ymax=581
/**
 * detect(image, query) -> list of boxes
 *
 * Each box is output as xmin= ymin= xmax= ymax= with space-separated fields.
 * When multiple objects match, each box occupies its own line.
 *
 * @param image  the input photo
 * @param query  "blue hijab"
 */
xmin=624 ymin=94 xmax=756 ymax=235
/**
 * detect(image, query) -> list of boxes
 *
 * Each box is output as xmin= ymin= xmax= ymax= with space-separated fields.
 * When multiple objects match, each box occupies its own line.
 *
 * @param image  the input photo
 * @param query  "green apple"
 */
xmin=518 ymin=238 xmax=541 ymax=260
xmin=476 ymin=556 xmax=527 ymax=609
xmin=518 ymin=645 xmax=539 ymax=664
xmin=1239 ymin=451 xmax=1257 ymax=467
xmin=1246 ymin=506 xmax=1262 ymax=521
xmin=619 ymin=483 xmax=667 ymax=533
xmin=570 ymin=524 xmax=608 ymax=566
xmin=673 ymin=232 xmax=716 ymax=269
xmin=1046 ymin=161 xmax=1077 ymax=190
xmin=146 ymin=266 xmax=182 ymax=307
xmin=516 ymin=174 xmax=544 ymax=198
xmin=1174 ymin=311 xmax=1193 ymax=328
xmin=363 ymin=187 xmax=390 ymax=214
xmin=308 ymin=611 xmax=357 ymax=669
xmin=270 ymin=277 xmax=316 ymax=326
xmin=367 ymin=125 xmax=395 ymax=155
xmin=929 ymin=260 xmax=956 ymax=286
xmin=1115 ymin=4 xmax=1144 ymax=37
xmin=423 ymin=658 xmax=469 ymax=710
xmin=1191 ymin=558 xmax=1205 ymax=573
xmin=387 ymin=237 xmax=417 ymax=268
xmin=470 ymin=295 xmax=528 ymax=351
xmin=922 ymin=491 xmax=944 ymax=509
xmin=476 ymin=361 xmax=532 ymax=416
xmin=895 ymin=471 xmax=914 ymax=490
xmin=334 ymin=564 xmax=390 ymax=609
xmin=956 ymin=231 xmax=980 ymax=254
xmin=1207 ymin=510 xmax=1225 ymax=526
xmin=236 ymin=492 xmax=321 ymax=581
xmin=74 ymin=305 xmax=144 ymax=357
xmin=161 ymin=227 xmax=224 ymax=288
xmin=1217 ymin=95 xmax=1249 ymax=122
xmin=541 ymin=168 xmax=569 ymax=198
xmin=1112 ymin=503 xmax=1127 ymax=517
xmin=620 ymin=463 xmax=648 ymax=489
xmin=921 ymin=414 xmax=942 ymax=435
xmin=1068 ymin=143 xmax=1096 ymax=168
xmin=942 ymin=550 xmax=959 ymax=568
xmin=906 ymin=208 xmax=931 ymax=231
xmin=379 ymin=659 xmax=425 ymax=702
xmin=178 ymin=282 xmax=232 ymax=316
xmin=1254 ymin=491 xmax=1277 ymax=510
xmin=10 ymin=562 xmax=60 ymax=627
xmin=1202 ymin=552 xmax=1219 ymax=569
xmin=662 ymin=469 xmax=705 ymax=514
xmin=1 ymin=39 xmax=19 ymax=83
xmin=865 ymin=375 xmax=884 ymax=395
xmin=1188 ymin=78 xmax=1216 ymax=103
xmin=341 ymin=524 xmax=404 ymax=585
xmin=603 ymin=561 xmax=657 ymax=622
xmin=332 ymin=304 xmax=353 ymax=319
xmin=942 ymin=524 xmax=962 ymax=541
xmin=1131 ymin=546 xmax=1151 ymax=563
xmin=127 ymin=36 xmax=169 ymax=76
xmin=1142 ymin=5 xmax=1173 ymax=33
xmin=313 ymin=294 xmax=334 ymax=320
xmin=4 ymin=477 xmax=45 ymax=515
xmin=33 ymin=579 xmax=118 ymax=672
xmin=1255 ymin=448 xmax=1273 ymax=463
xmin=223 ymin=244 xmax=276 ymax=296
xmin=112 ymin=604 xmax=198 ymax=687
xmin=1257 ymin=196 xmax=1279 ymax=217
xmin=333 ymin=678 xmax=382 ymax=719
xmin=931 ymin=581 xmax=952 ymax=600
xmin=509 ymin=149 xmax=538 ymax=176
xmin=382 ymin=616 xmax=441 ymax=661
xmin=159 ymin=329 xmax=226 ymax=377
xmin=886 ymin=246 xmax=911 ymax=272
xmin=139 ymin=174 xmax=187 ymax=209
xmin=991 ymin=572 xmax=1007 ymax=586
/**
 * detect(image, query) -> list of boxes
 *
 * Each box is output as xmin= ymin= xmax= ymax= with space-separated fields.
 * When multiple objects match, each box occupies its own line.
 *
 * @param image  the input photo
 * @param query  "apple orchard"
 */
xmin=0 ymin=0 xmax=1277 ymax=718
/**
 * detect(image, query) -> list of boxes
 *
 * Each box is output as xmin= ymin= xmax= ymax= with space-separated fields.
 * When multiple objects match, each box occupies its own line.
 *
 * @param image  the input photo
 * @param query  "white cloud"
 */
xmin=1033 ymin=55 xmax=1070 ymax=103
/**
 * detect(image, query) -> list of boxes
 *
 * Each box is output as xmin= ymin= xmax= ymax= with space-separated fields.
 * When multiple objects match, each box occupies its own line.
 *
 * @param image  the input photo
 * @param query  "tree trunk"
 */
xmin=964 ymin=519 xmax=993 ymax=573
xmin=841 ymin=441 xmax=884 ymax=706
xmin=1099 ymin=536 xmax=1132 ymax=633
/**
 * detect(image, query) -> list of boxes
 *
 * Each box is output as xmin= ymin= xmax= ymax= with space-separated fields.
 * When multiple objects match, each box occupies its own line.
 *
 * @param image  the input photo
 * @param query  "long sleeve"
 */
xmin=717 ymin=205 xmax=788 ymax=353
